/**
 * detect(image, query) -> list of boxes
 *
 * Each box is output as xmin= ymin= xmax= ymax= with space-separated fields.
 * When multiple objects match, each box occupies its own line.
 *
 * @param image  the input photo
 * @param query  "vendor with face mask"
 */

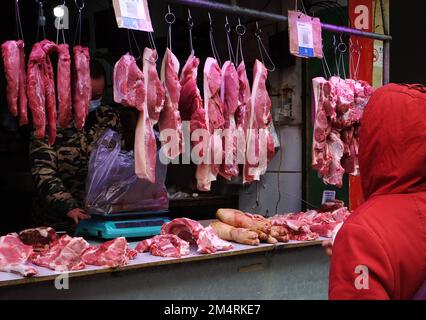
xmin=29 ymin=60 xmax=122 ymax=231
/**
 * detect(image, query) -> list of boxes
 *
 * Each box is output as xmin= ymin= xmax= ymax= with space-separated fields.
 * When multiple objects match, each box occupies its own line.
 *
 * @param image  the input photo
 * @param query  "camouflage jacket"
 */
xmin=29 ymin=105 xmax=122 ymax=229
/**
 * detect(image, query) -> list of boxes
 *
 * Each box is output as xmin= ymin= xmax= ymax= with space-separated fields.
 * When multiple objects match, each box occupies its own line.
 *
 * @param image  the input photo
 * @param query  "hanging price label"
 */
xmin=288 ymin=10 xmax=323 ymax=59
xmin=297 ymin=21 xmax=314 ymax=57
xmin=113 ymin=0 xmax=153 ymax=32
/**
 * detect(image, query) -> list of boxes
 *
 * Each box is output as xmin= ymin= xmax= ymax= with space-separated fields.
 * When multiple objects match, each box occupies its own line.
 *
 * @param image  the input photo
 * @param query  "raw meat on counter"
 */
xmin=270 ymin=207 xmax=351 ymax=241
xmin=19 ymin=227 xmax=58 ymax=252
xmin=159 ymin=48 xmax=184 ymax=159
xmin=210 ymin=221 xmax=260 ymax=246
xmin=0 ymin=234 xmax=37 ymax=277
xmin=57 ymin=43 xmax=72 ymax=128
xmin=312 ymin=76 xmax=373 ymax=187
xmin=73 ymin=45 xmax=91 ymax=130
xmin=161 ymin=217 xmax=233 ymax=254
xmin=135 ymin=234 xmax=190 ymax=258
xmin=220 ymin=60 xmax=240 ymax=180
xmin=31 ymin=235 xmax=89 ymax=272
xmin=82 ymin=237 xmax=137 ymax=268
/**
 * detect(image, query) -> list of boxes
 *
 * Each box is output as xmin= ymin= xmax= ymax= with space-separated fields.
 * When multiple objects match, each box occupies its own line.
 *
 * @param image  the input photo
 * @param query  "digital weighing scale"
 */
xmin=75 ymin=210 xmax=170 ymax=239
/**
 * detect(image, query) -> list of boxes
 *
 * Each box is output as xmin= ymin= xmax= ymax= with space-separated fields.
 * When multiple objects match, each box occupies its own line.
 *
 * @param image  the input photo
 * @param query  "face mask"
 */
xmin=89 ymin=98 xmax=102 ymax=112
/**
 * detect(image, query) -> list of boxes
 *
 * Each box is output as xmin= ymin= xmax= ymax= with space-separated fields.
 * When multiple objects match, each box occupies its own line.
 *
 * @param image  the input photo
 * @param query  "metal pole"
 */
xmin=167 ymin=0 xmax=392 ymax=41
xmin=380 ymin=0 xmax=390 ymax=84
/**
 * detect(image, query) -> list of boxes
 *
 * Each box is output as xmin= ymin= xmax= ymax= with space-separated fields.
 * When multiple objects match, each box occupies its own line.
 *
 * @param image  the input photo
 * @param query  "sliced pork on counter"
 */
xmin=135 ymin=234 xmax=190 ymax=258
xmin=82 ymin=237 xmax=137 ymax=268
xmin=0 ymin=234 xmax=37 ymax=277
xmin=134 ymin=49 xmax=157 ymax=183
xmin=31 ymin=235 xmax=89 ymax=272
xmin=27 ymin=42 xmax=47 ymax=139
xmin=220 ymin=61 xmax=240 ymax=180
xmin=113 ymin=53 xmax=145 ymax=110
xmin=158 ymin=48 xmax=184 ymax=159
xmin=161 ymin=217 xmax=233 ymax=254
xmin=145 ymin=48 xmax=165 ymax=124
xmin=19 ymin=227 xmax=58 ymax=252
xmin=73 ymin=45 xmax=91 ymax=130
xmin=57 ymin=44 xmax=72 ymax=128
xmin=196 ymin=226 xmax=234 ymax=254
xmin=40 ymin=40 xmax=58 ymax=145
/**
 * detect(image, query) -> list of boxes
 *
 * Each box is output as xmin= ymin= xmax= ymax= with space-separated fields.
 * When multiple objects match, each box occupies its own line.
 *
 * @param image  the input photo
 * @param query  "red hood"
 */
xmin=359 ymin=83 xmax=426 ymax=199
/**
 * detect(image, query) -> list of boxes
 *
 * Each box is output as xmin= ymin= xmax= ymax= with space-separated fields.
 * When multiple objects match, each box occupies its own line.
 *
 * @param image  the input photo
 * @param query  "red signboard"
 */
xmin=349 ymin=0 xmax=374 ymax=210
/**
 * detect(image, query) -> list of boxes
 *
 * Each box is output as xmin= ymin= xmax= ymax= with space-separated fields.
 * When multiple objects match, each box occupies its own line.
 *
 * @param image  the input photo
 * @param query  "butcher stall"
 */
xmin=0 ymin=0 xmax=390 ymax=300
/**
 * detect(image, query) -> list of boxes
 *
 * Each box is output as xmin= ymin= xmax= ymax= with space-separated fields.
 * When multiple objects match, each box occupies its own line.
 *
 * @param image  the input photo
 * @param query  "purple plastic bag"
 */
xmin=85 ymin=129 xmax=168 ymax=215
xmin=413 ymin=281 xmax=426 ymax=300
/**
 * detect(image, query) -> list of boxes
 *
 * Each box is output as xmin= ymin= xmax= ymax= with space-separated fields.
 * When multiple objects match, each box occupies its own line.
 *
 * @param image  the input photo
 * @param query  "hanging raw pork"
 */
xmin=1 ymin=40 xmax=28 ymax=126
xmin=203 ymin=57 xmax=225 ymax=185
xmin=73 ymin=45 xmax=91 ymax=130
xmin=144 ymin=48 xmax=165 ymax=124
xmin=312 ymin=76 xmax=374 ymax=187
xmin=113 ymin=53 xmax=145 ymax=110
xmin=238 ymin=61 xmax=259 ymax=184
xmin=27 ymin=42 xmax=47 ymax=139
xmin=219 ymin=61 xmax=240 ymax=180
xmin=251 ymin=59 xmax=276 ymax=176
xmin=134 ymin=49 xmax=158 ymax=183
xmin=57 ymin=44 xmax=72 ymax=128
xmin=40 ymin=40 xmax=58 ymax=145
xmin=180 ymin=51 xmax=212 ymax=191
xmin=158 ymin=48 xmax=184 ymax=160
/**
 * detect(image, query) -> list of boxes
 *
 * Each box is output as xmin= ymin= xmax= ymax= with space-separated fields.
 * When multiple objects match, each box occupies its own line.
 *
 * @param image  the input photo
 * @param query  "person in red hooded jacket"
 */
xmin=328 ymin=83 xmax=426 ymax=300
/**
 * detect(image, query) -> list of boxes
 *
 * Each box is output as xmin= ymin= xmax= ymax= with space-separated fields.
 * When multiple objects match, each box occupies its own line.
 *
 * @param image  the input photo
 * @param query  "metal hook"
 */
xmin=165 ymin=5 xmax=175 ymax=51
xmin=208 ymin=12 xmax=221 ymax=66
xmin=255 ymin=21 xmax=275 ymax=72
xmin=74 ymin=0 xmax=84 ymax=11
xmin=187 ymin=8 xmax=194 ymax=53
xmin=225 ymin=16 xmax=235 ymax=63
xmin=225 ymin=16 xmax=231 ymax=33
xmin=235 ymin=18 xmax=246 ymax=36
xmin=187 ymin=8 xmax=193 ymax=29
xmin=165 ymin=5 xmax=175 ymax=24
xmin=235 ymin=18 xmax=245 ymax=66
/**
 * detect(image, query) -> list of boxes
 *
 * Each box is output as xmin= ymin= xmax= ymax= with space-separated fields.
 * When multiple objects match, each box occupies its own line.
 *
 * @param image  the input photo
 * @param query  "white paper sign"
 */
xmin=113 ymin=0 xmax=153 ymax=32
xmin=297 ymin=21 xmax=314 ymax=57
xmin=322 ymin=190 xmax=336 ymax=204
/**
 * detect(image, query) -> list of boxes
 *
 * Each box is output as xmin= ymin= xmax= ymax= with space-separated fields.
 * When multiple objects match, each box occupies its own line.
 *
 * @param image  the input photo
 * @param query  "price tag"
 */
xmin=322 ymin=190 xmax=336 ymax=205
xmin=113 ymin=0 xmax=153 ymax=32
xmin=297 ymin=21 xmax=314 ymax=57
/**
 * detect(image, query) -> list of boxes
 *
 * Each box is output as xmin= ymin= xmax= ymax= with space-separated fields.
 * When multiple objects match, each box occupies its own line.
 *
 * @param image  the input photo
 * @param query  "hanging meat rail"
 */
xmin=167 ymin=0 xmax=392 ymax=84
